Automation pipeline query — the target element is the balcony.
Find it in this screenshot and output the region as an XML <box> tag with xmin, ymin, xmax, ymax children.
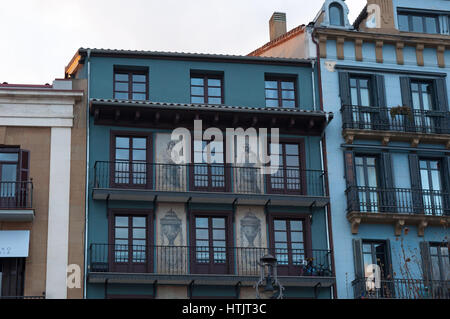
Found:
<box><xmin>88</xmin><ymin>244</ymin><xmax>334</xmax><ymax>288</ymax></box>
<box><xmin>92</xmin><ymin>161</ymin><xmax>329</xmax><ymax>207</ymax></box>
<box><xmin>341</xmin><ymin>105</ymin><xmax>450</xmax><ymax>147</ymax></box>
<box><xmin>0</xmin><ymin>181</ymin><xmax>34</xmax><ymax>221</ymax></box>
<box><xmin>346</xmin><ymin>186</ymin><xmax>450</xmax><ymax>236</ymax></box>
<box><xmin>353</xmin><ymin>278</ymin><xmax>450</xmax><ymax>299</ymax></box>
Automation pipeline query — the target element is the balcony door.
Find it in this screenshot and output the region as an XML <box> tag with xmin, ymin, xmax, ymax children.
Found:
<box><xmin>191</xmin><ymin>215</ymin><xmax>230</xmax><ymax>275</ymax></box>
<box><xmin>0</xmin><ymin>152</ymin><xmax>18</xmax><ymax>208</ymax></box>
<box><xmin>411</xmin><ymin>81</ymin><xmax>437</xmax><ymax>133</ymax></box>
<box><xmin>192</xmin><ymin>139</ymin><xmax>226</xmax><ymax>192</ymax></box>
<box><xmin>355</xmin><ymin>156</ymin><xmax>379</xmax><ymax>212</ymax></box>
<box><xmin>350</xmin><ymin>77</ymin><xmax>376</xmax><ymax>129</ymax></box>
<box><xmin>268</xmin><ymin>142</ymin><xmax>304</xmax><ymax>195</ymax></box>
<box><xmin>110</xmin><ymin>214</ymin><xmax>151</xmax><ymax>273</ymax></box>
<box><xmin>112</xmin><ymin>135</ymin><xmax>150</xmax><ymax>188</ymax></box>
<box><xmin>419</xmin><ymin>159</ymin><xmax>444</xmax><ymax>216</ymax></box>
<box><xmin>272</xmin><ymin>218</ymin><xmax>305</xmax><ymax>276</ymax></box>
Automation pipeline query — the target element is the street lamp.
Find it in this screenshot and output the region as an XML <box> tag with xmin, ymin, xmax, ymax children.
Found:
<box><xmin>256</xmin><ymin>254</ymin><xmax>284</xmax><ymax>299</ymax></box>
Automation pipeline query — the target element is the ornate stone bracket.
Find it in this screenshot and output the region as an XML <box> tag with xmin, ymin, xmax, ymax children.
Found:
<box><xmin>411</xmin><ymin>138</ymin><xmax>420</xmax><ymax>148</ymax></box>
<box><xmin>350</xmin><ymin>217</ymin><xmax>361</xmax><ymax>235</ymax></box>
<box><xmin>336</xmin><ymin>37</ymin><xmax>345</xmax><ymax>60</ymax></box>
<box><xmin>375</xmin><ymin>41</ymin><xmax>384</xmax><ymax>63</ymax></box>
<box><xmin>382</xmin><ymin>136</ymin><xmax>390</xmax><ymax>146</ymax></box>
<box><xmin>416</xmin><ymin>44</ymin><xmax>424</xmax><ymax>66</ymax></box>
<box><xmin>418</xmin><ymin>220</ymin><xmax>428</xmax><ymax>237</ymax></box>
<box><xmin>396</xmin><ymin>42</ymin><xmax>404</xmax><ymax>65</ymax></box>
<box><xmin>394</xmin><ymin>219</ymin><xmax>405</xmax><ymax>236</ymax></box>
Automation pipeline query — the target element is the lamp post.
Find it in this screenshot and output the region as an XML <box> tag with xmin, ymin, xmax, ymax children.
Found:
<box><xmin>256</xmin><ymin>254</ymin><xmax>284</xmax><ymax>299</ymax></box>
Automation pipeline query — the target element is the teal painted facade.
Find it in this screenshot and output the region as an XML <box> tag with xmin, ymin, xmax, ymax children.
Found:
<box><xmin>70</xmin><ymin>50</ymin><xmax>334</xmax><ymax>299</ymax></box>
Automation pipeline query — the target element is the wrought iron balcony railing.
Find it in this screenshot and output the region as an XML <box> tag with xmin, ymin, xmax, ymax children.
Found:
<box><xmin>353</xmin><ymin>277</ymin><xmax>450</xmax><ymax>299</ymax></box>
<box><xmin>89</xmin><ymin>244</ymin><xmax>333</xmax><ymax>277</ymax></box>
<box><xmin>0</xmin><ymin>181</ymin><xmax>33</xmax><ymax>209</ymax></box>
<box><xmin>341</xmin><ymin>105</ymin><xmax>450</xmax><ymax>134</ymax></box>
<box><xmin>346</xmin><ymin>186</ymin><xmax>450</xmax><ymax>216</ymax></box>
<box><xmin>93</xmin><ymin>161</ymin><xmax>327</xmax><ymax>197</ymax></box>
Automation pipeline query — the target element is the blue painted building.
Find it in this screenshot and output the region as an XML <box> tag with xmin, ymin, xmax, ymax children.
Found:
<box><xmin>251</xmin><ymin>0</ymin><xmax>449</xmax><ymax>299</ymax></box>
<box><xmin>65</xmin><ymin>49</ymin><xmax>335</xmax><ymax>298</ymax></box>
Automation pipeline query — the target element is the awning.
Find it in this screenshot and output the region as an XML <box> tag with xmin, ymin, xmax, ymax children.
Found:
<box><xmin>0</xmin><ymin>230</ymin><xmax>30</xmax><ymax>257</ymax></box>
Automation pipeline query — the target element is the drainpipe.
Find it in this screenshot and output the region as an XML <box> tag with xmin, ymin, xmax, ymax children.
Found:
<box><xmin>83</xmin><ymin>49</ymin><xmax>91</xmax><ymax>299</ymax></box>
<box><xmin>311</xmin><ymin>31</ymin><xmax>337</xmax><ymax>299</ymax></box>
<box><xmin>311</xmin><ymin>60</ymin><xmax>317</xmax><ymax>111</ymax></box>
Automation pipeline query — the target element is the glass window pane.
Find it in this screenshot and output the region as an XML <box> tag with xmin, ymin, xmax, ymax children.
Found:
<box><xmin>285</xmin><ymin>144</ymin><xmax>299</xmax><ymax>155</ymax></box>
<box><xmin>115</xmin><ymin>216</ymin><xmax>128</xmax><ymax>227</ymax></box>
<box><xmin>412</xmin><ymin>16</ymin><xmax>424</xmax><ymax>33</ymax></box>
<box><xmin>282</xmin><ymin>100</ymin><xmax>295</xmax><ymax>108</ymax></box>
<box><xmin>212</xmin><ymin>218</ymin><xmax>225</xmax><ymax>228</ymax></box>
<box><xmin>191</xmin><ymin>78</ymin><xmax>204</xmax><ymax>86</ymax></box>
<box><xmin>286</xmin><ymin>155</ymin><xmax>299</xmax><ymax>167</ymax></box>
<box><xmin>132</xmin><ymin>74</ymin><xmax>146</xmax><ymax>82</ymax></box>
<box><xmin>398</xmin><ymin>14</ymin><xmax>409</xmax><ymax>31</ymax></box>
<box><xmin>291</xmin><ymin>232</ymin><xmax>303</xmax><ymax>242</ymax></box>
<box><xmin>196</xmin><ymin>229</ymin><xmax>209</xmax><ymax>240</ymax></box>
<box><xmin>425</xmin><ymin>16</ymin><xmax>437</xmax><ymax>34</ymax></box>
<box><xmin>196</xmin><ymin>240</ymin><xmax>209</xmax><ymax>247</ymax></box>
<box><xmin>330</xmin><ymin>4</ymin><xmax>343</xmax><ymax>26</ymax></box>
<box><xmin>132</xmin><ymin>149</ymin><xmax>146</xmax><ymax>161</ymax></box>
<box><xmin>115</xmin><ymin>73</ymin><xmax>128</xmax><ymax>81</ymax></box>
<box><xmin>213</xmin><ymin>229</ymin><xmax>225</xmax><ymax>240</ymax></box>
<box><xmin>274</xmin><ymin>220</ymin><xmax>286</xmax><ymax>231</ymax></box>
<box><xmin>115</xmin><ymin>92</ymin><xmax>128</xmax><ymax>100</ymax></box>
<box><xmin>208</xmin><ymin>79</ymin><xmax>221</xmax><ymax>87</ymax></box>
<box><xmin>196</xmin><ymin>217</ymin><xmax>208</xmax><ymax>228</ymax></box>
<box><xmin>265</xmin><ymin>89</ymin><xmax>278</xmax><ymax>99</ymax></box>
<box><xmin>290</xmin><ymin>220</ymin><xmax>303</xmax><ymax>231</ymax></box>
<box><xmin>191</xmin><ymin>86</ymin><xmax>204</xmax><ymax>96</ymax></box>
<box><xmin>115</xmin><ymin>228</ymin><xmax>128</xmax><ymax>239</ymax></box>
<box><xmin>208</xmin><ymin>97</ymin><xmax>222</xmax><ymax>104</ymax></box>
<box><xmin>265</xmin><ymin>81</ymin><xmax>277</xmax><ymax>89</ymax></box>
<box><xmin>282</xmin><ymin>90</ymin><xmax>295</xmax><ymax>99</ymax></box>
<box><xmin>274</xmin><ymin>231</ymin><xmax>287</xmax><ymax>242</ymax></box>
<box><xmin>351</xmin><ymin>88</ymin><xmax>358</xmax><ymax>105</ymax></box>
<box><xmin>115</xmin><ymin>82</ymin><xmax>128</xmax><ymax>91</ymax></box>
<box><xmin>116</xmin><ymin>137</ymin><xmax>130</xmax><ymax>148</ymax></box>
<box><xmin>208</xmin><ymin>87</ymin><xmax>221</xmax><ymax>97</ymax></box>
<box><xmin>0</xmin><ymin>164</ymin><xmax>16</xmax><ymax>182</ymax></box>
<box><xmin>0</xmin><ymin>153</ymin><xmax>18</xmax><ymax>161</ymax></box>
<box><xmin>192</xmin><ymin>96</ymin><xmax>205</xmax><ymax>104</ymax></box>
<box><xmin>132</xmin><ymin>93</ymin><xmax>146</xmax><ymax>101</ymax></box>
<box><xmin>360</xmin><ymin>88</ymin><xmax>370</xmax><ymax>106</ymax></box>
<box><xmin>132</xmin><ymin>83</ymin><xmax>146</xmax><ymax>93</ymax></box>
<box><xmin>281</xmin><ymin>81</ymin><xmax>294</xmax><ymax>90</ymax></box>
<box><xmin>133</xmin><ymin>138</ymin><xmax>146</xmax><ymax>149</ymax></box>
<box><xmin>266</xmin><ymin>99</ymin><xmax>279</xmax><ymax>107</ymax></box>
<box><xmin>133</xmin><ymin>228</ymin><xmax>146</xmax><ymax>239</ymax></box>
<box><xmin>133</xmin><ymin>217</ymin><xmax>146</xmax><ymax>227</ymax></box>
<box><xmin>116</xmin><ymin>149</ymin><xmax>129</xmax><ymax>161</ymax></box>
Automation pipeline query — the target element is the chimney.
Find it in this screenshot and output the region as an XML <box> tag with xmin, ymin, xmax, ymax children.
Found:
<box><xmin>269</xmin><ymin>12</ymin><xmax>287</xmax><ymax>41</ymax></box>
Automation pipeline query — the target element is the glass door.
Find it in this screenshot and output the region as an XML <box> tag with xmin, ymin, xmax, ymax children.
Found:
<box><xmin>350</xmin><ymin>77</ymin><xmax>374</xmax><ymax>129</ymax></box>
<box><xmin>355</xmin><ymin>156</ymin><xmax>379</xmax><ymax>212</ymax></box>
<box><xmin>113</xmin><ymin>136</ymin><xmax>148</xmax><ymax>188</ymax></box>
<box><xmin>420</xmin><ymin>159</ymin><xmax>443</xmax><ymax>216</ymax></box>
<box><xmin>192</xmin><ymin>139</ymin><xmax>226</xmax><ymax>192</ymax></box>
<box><xmin>269</xmin><ymin>143</ymin><xmax>303</xmax><ymax>194</ymax></box>
<box><xmin>0</xmin><ymin>152</ymin><xmax>18</xmax><ymax>208</ymax></box>
<box><xmin>411</xmin><ymin>81</ymin><xmax>436</xmax><ymax>133</ymax></box>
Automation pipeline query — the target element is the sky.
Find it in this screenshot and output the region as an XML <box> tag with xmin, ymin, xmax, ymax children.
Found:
<box><xmin>0</xmin><ymin>0</ymin><xmax>366</xmax><ymax>84</ymax></box>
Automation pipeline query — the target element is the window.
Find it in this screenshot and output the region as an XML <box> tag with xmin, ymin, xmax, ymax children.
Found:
<box><xmin>192</xmin><ymin>215</ymin><xmax>230</xmax><ymax>274</ymax></box>
<box><xmin>411</xmin><ymin>80</ymin><xmax>436</xmax><ymax>112</ymax></box>
<box><xmin>329</xmin><ymin>3</ymin><xmax>344</xmax><ymax>26</ymax></box>
<box><xmin>419</xmin><ymin>159</ymin><xmax>444</xmax><ymax>216</ymax></box>
<box><xmin>265</xmin><ymin>77</ymin><xmax>296</xmax><ymax>108</ymax></box>
<box><xmin>0</xmin><ymin>258</ymin><xmax>25</xmax><ymax>297</ymax></box>
<box><xmin>0</xmin><ymin>148</ymin><xmax>29</xmax><ymax>208</ymax></box>
<box><xmin>273</xmin><ymin>219</ymin><xmax>305</xmax><ymax>271</ymax></box>
<box><xmin>355</xmin><ymin>156</ymin><xmax>379</xmax><ymax>212</ymax></box>
<box><xmin>362</xmin><ymin>241</ymin><xmax>390</xmax><ymax>279</ymax></box>
<box><xmin>113</xmin><ymin>135</ymin><xmax>149</xmax><ymax>187</ymax></box>
<box><xmin>398</xmin><ymin>12</ymin><xmax>440</xmax><ymax>34</ymax></box>
<box><xmin>192</xmin><ymin>139</ymin><xmax>226</xmax><ymax>191</ymax></box>
<box><xmin>429</xmin><ymin>243</ymin><xmax>449</xmax><ymax>281</ymax></box>
<box><xmin>350</xmin><ymin>77</ymin><xmax>371</xmax><ymax>107</ymax></box>
<box><xmin>269</xmin><ymin>142</ymin><xmax>304</xmax><ymax>194</ymax></box>
<box><xmin>190</xmin><ymin>74</ymin><xmax>223</xmax><ymax>104</ymax></box>
<box><xmin>114</xmin><ymin>70</ymin><xmax>148</xmax><ymax>100</ymax></box>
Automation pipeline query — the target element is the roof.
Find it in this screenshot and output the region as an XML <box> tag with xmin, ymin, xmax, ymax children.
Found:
<box><xmin>66</xmin><ymin>47</ymin><xmax>314</xmax><ymax>77</ymax></box>
<box><xmin>248</xmin><ymin>25</ymin><xmax>307</xmax><ymax>57</ymax></box>
<box><xmin>90</xmin><ymin>98</ymin><xmax>332</xmax><ymax>117</ymax></box>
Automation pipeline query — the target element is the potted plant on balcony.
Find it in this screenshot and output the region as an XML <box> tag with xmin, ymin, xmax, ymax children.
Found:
<box><xmin>389</xmin><ymin>105</ymin><xmax>413</xmax><ymax>121</ymax></box>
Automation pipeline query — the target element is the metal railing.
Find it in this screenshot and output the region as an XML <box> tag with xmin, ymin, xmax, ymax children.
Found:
<box><xmin>93</xmin><ymin>161</ymin><xmax>327</xmax><ymax>197</ymax></box>
<box><xmin>341</xmin><ymin>105</ymin><xmax>450</xmax><ymax>134</ymax></box>
<box><xmin>346</xmin><ymin>186</ymin><xmax>450</xmax><ymax>216</ymax></box>
<box><xmin>353</xmin><ymin>278</ymin><xmax>450</xmax><ymax>299</ymax></box>
<box><xmin>0</xmin><ymin>181</ymin><xmax>33</xmax><ymax>209</ymax></box>
<box><xmin>89</xmin><ymin>244</ymin><xmax>333</xmax><ymax>277</ymax></box>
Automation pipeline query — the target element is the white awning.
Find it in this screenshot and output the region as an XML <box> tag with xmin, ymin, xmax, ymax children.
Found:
<box><xmin>0</xmin><ymin>230</ymin><xmax>30</xmax><ymax>257</ymax></box>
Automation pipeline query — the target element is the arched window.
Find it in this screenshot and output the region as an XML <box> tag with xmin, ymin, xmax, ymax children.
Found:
<box><xmin>329</xmin><ymin>3</ymin><xmax>344</xmax><ymax>26</ymax></box>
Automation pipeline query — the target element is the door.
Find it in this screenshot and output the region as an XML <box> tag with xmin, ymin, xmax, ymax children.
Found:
<box><xmin>350</xmin><ymin>77</ymin><xmax>376</xmax><ymax>129</ymax></box>
<box><xmin>0</xmin><ymin>152</ymin><xmax>19</xmax><ymax>208</ymax></box>
<box><xmin>272</xmin><ymin>219</ymin><xmax>305</xmax><ymax>276</ymax></box>
<box><xmin>112</xmin><ymin>136</ymin><xmax>149</xmax><ymax>188</ymax></box>
<box><xmin>191</xmin><ymin>216</ymin><xmax>230</xmax><ymax>274</ymax></box>
<box><xmin>419</xmin><ymin>159</ymin><xmax>444</xmax><ymax>216</ymax></box>
<box><xmin>269</xmin><ymin>143</ymin><xmax>304</xmax><ymax>194</ymax></box>
<box><xmin>192</xmin><ymin>139</ymin><xmax>226</xmax><ymax>192</ymax></box>
<box><xmin>411</xmin><ymin>81</ymin><xmax>437</xmax><ymax>133</ymax></box>
<box><xmin>355</xmin><ymin>156</ymin><xmax>379</xmax><ymax>212</ymax></box>
<box><xmin>429</xmin><ymin>243</ymin><xmax>450</xmax><ymax>298</ymax></box>
<box><xmin>362</xmin><ymin>241</ymin><xmax>393</xmax><ymax>298</ymax></box>
<box><xmin>111</xmin><ymin>215</ymin><xmax>150</xmax><ymax>273</ymax></box>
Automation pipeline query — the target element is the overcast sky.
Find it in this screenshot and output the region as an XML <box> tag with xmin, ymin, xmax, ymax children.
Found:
<box><xmin>0</xmin><ymin>0</ymin><xmax>366</xmax><ymax>84</ymax></box>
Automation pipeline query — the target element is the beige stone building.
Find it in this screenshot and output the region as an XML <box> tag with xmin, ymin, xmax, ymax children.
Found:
<box><xmin>0</xmin><ymin>79</ymin><xmax>86</xmax><ymax>299</ymax></box>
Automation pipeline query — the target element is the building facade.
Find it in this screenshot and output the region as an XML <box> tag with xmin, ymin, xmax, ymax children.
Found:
<box><xmin>65</xmin><ymin>48</ymin><xmax>335</xmax><ymax>299</ymax></box>
<box><xmin>0</xmin><ymin>80</ymin><xmax>86</xmax><ymax>299</ymax></box>
<box><xmin>250</xmin><ymin>0</ymin><xmax>450</xmax><ymax>299</ymax></box>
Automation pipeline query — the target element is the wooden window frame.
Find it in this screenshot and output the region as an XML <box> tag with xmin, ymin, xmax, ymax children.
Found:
<box><xmin>266</xmin><ymin>138</ymin><xmax>306</xmax><ymax>195</ymax></box>
<box><xmin>398</xmin><ymin>11</ymin><xmax>440</xmax><ymax>34</ymax></box>
<box><xmin>107</xmin><ymin>209</ymin><xmax>153</xmax><ymax>273</ymax></box>
<box><xmin>265</xmin><ymin>76</ymin><xmax>298</xmax><ymax>109</ymax></box>
<box><xmin>189</xmin><ymin>211</ymin><xmax>233</xmax><ymax>275</ymax></box>
<box><xmin>113</xmin><ymin>68</ymin><xmax>149</xmax><ymax>101</ymax></box>
<box><xmin>190</xmin><ymin>73</ymin><xmax>224</xmax><ymax>105</ymax></box>
<box><xmin>110</xmin><ymin>131</ymin><xmax>152</xmax><ymax>189</ymax></box>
